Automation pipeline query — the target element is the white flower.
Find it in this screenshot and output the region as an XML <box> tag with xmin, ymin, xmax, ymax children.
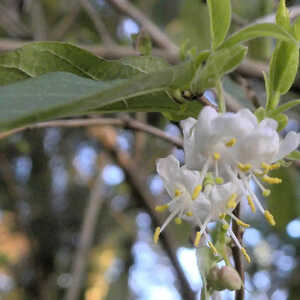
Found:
<box><xmin>181</xmin><ymin>106</ymin><xmax>300</xmax><ymax>226</ymax></box>
<box><xmin>154</xmin><ymin>155</ymin><xmax>250</xmax><ymax>259</ymax></box>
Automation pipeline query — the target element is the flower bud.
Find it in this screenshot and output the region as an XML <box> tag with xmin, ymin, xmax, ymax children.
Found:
<box><xmin>218</xmin><ymin>266</ymin><xmax>242</xmax><ymax>291</ymax></box>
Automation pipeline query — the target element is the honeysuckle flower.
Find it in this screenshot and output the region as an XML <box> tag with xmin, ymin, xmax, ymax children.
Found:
<box><xmin>154</xmin><ymin>155</ymin><xmax>251</xmax><ymax>260</ymax></box>
<box><xmin>181</xmin><ymin>106</ymin><xmax>300</xmax><ymax>227</ymax></box>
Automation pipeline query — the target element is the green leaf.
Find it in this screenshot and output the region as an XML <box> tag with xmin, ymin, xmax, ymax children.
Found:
<box><xmin>0</xmin><ymin>42</ymin><xmax>172</xmax><ymax>87</ymax></box>
<box><xmin>267</xmin><ymin>167</ymin><xmax>300</xmax><ymax>231</ymax></box>
<box><xmin>0</xmin><ymin>42</ymin><xmax>144</xmax><ymax>85</ymax></box>
<box><xmin>0</xmin><ymin>59</ymin><xmax>198</xmax><ymax>131</ymax></box>
<box><xmin>272</xmin><ymin>113</ymin><xmax>288</xmax><ymax>131</ymax></box>
<box><xmin>269</xmin><ymin>41</ymin><xmax>299</xmax><ymax>96</ymax></box>
<box><xmin>254</xmin><ymin>107</ymin><xmax>266</xmax><ymax>121</ymax></box>
<box><xmin>268</xmin><ymin>99</ymin><xmax>300</xmax><ymax>116</ymax></box>
<box><xmin>292</xmin><ymin>17</ymin><xmax>300</xmax><ymax>40</ymax></box>
<box><xmin>221</xmin><ymin>23</ymin><xmax>296</xmax><ymax>49</ymax></box>
<box><xmin>276</xmin><ymin>0</ymin><xmax>290</xmax><ymax>31</ymax></box>
<box><xmin>286</xmin><ymin>150</ymin><xmax>300</xmax><ymax>160</ymax></box>
<box><xmin>191</xmin><ymin>45</ymin><xmax>247</xmax><ymax>93</ymax></box>
<box><xmin>207</xmin><ymin>0</ymin><xmax>231</xmax><ymax>49</ymax></box>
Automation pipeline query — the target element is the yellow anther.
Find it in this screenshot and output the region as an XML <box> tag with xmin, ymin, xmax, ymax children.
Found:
<box><xmin>215</xmin><ymin>177</ymin><xmax>224</xmax><ymax>184</ymax></box>
<box><xmin>264</xmin><ymin>210</ymin><xmax>276</xmax><ymax>226</ymax></box>
<box><xmin>225</xmin><ymin>138</ymin><xmax>236</xmax><ymax>147</ymax></box>
<box><xmin>219</xmin><ymin>213</ymin><xmax>226</xmax><ymax>219</ymax></box>
<box><xmin>261</xmin><ymin>162</ymin><xmax>271</xmax><ymax>172</ymax></box>
<box><xmin>175</xmin><ymin>189</ymin><xmax>182</xmax><ymax>197</ymax></box>
<box><xmin>222</xmin><ymin>223</ymin><xmax>229</xmax><ymax>230</ymax></box>
<box><xmin>227</xmin><ymin>193</ymin><xmax>237</xmax><ymax>209</ymax></box>
<box><xmin>237</xmin><ymin>163</ymin><xmax>252</xmax><ymax>172</ymax></box>
<box><xmin>208</xmin><ymin>241</ymin><xmax>218</xmax><ymax>256</ymax></box>
<box><xmin>192</xmin><ymin>184</ymin><xmax>202</xmax><ymax>200</ymax></box>
<box><xmin>236</xmin><ymin>219</ymin><xmax>250</xmax><ymax>228</ymax></box>
<box><xmin>153</xmin><ymin>227</ymin><xmax>161</xmax><ymax>244</ymax></box>
<box><xmin>270</xmin><ymin>162</ymin><xmax>281</xmax><ymax>170</ymax></box>
<box><xmin>194</xmin><ymin>231</ymin><xmax>202</xmax><ymax>247</ymax></box>
<box><xmin>175</xmin><ymin>217</ymin><xmax>182</xmax><ymax>225</ymax></box>
<box><xmin>241</xmin><ymin>247</ymin><xmax>251</xmax><ymax>263</ymax></box>
<box><xmin>262</xmin><ymin>175</ymin><xmax>282</xmax><ymax>184</ymax></box>
<box><xmin>263</xmin><ymin>189</ymin><xmax>271</xmax><ymax>197</ymax></box>
<box><xmin>213</xmin><ymin>152</ymin><xmax>221</xmax><ymax>160</ymax></box>
<box><xmin>155</xmin><ymin>204</ymin><xmax>168</xmax><ymax>213</ymax></box>
<box><xmin>186</xmin><ymin>211</ymin><xmax>193</xmax><ymax>217</ymax></box>
<box><xmin>247</xmin><ymin>195</ymin><xmax>256</xmax><ymax>213</ymax></box>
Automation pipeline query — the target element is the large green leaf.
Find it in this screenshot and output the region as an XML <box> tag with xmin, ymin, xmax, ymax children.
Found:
<box><xmin>207</xmin><ymin>0</ymin><xmax>231</xmax><ymax>49</ymax></box>
<box><xmin>0</xmin><ymin>59</ymin><xmax>197</xmax><ymax>131</ymax></box>
<box><xmin>0</xmin><ymin>42</ymin><xmax>168</xmax><ymax>85</ymax></box>
<box><xmin>221</xmin><ymin>23</ymin><xmax>296</xmax><ymax>49</ymax></box>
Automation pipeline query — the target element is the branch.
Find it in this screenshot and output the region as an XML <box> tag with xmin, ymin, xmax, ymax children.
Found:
<box><xmin>95</xmin><ymin>127</ymin><xmax>195</xmax><ymax>300</ymax></box>
<box><xmin>106</xmin><ymin>0</ymin><xmax>179</xmax><ymax>55</ymax></box>
<box><xmin>65</xmin><ymin>160</ymin><xmax>106</xmax><ymax>300</ymax></box>
<box><xmin>0</xmin><ymin>116</ymin><xmax>183</xmax><ymax>148</ymax></box>
<box><xmin>80</xmin><ymin>0</ymin><xmax>115</xmax><ymax>45</ymax></box>
<box><xmin>232</xmin><ymin>204</ymin><xmax>245</xmax><ymax>300</ymax></box>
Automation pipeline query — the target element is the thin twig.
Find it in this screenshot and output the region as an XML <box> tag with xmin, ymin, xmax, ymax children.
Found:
<box><xmin>0</xmin><ymin>116</ymin><xmax>183</xmax><ymax>148</ymax></box>
<box><xmin>232</xmin><ymin>204</ymin><xmax>245</xmax><ymax>300</ymax></box>
<box><xmin>29</xmin><ymin>0</ymin><xmax>48</xmax><ymax>40</ymax></box>
<box><xmin>65</xmin><ymin>159</ymin><xmax>106</xmax><ymax>300</ymax></box>
<box><xmin>106</xmin><ymin>0</ymin><xmax>179</xmax><ymax>55</ymax></box>
<box><xmin>80</xmin><ymin>0</ymin><xmax>115</xmax><ymax>45</ymax></box>
<box><xmin>49</xmin><ymin>3</ymin><xmax>81</xmax><ymax>40</ymax></box>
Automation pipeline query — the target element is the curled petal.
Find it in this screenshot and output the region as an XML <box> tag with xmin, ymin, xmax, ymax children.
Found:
<box><xmin>272</xmin><ymin>131</ymin><xmax>300</xmax><ymax>162</ymax></box>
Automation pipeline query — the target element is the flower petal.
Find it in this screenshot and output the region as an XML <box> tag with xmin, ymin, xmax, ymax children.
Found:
<box><xmin>272</xmin><ymin>131</ymin><xmax>300</xmax><ymax>162</ymax></box>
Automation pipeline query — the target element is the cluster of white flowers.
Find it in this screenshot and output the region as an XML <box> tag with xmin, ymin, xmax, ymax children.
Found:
<box><xmin>154</xmin><ymin>106</ymin><xmax>300</xmax><ymax>262</ymax></box>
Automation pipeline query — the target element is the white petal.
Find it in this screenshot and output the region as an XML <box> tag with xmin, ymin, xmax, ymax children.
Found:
<box><xmin>156</xmin><ymin>155</ymin><xmax>180</xmax><ymax>195</ymax></box>
<box><xmin>272</xmin><ymin>131</ymin><xmax>300</xmax><ymax>162</ymax></box>
<box><xmin>180</xmin><ymin>117</ymin><xmax>197</xmax><ymax>137</ymax></box>
<box><xmin>259</xmin><ymin>118</ymin><xmax>278</xmax><ymax>131</ymax></box>
<box><xmin>237</xmin><ymin>109</ymin><xmax>258</xmax><ymax>127</ymax></box>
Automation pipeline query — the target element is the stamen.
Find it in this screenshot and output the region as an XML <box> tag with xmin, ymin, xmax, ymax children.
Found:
<box><xmin>215</xmin><ymin>177</ymin><xmax>224</xmax><ymax>184</ymax></box>
<box><xmin>264</xmin><ymin>210</ymin><xmax>276</xmax><ymax>226</ymax></box>
<box><xmin>213</xmin><ymin>152</ymin><xmax>221</xmax><ymax>160</ymax></box>
<box><xmin>261</xmin><ymin>162</ymin><xmax>271</xmax><ymax>173</ymax></box>
<box><xmin>241</xmin><ymin>247</ymin><xmax>251</xmax><ymax>263</ymax></box>
<box><xmin>252</xmin><ymin>173</ymin><xmax>271</xmax><ymax>198</ymax></box>
<box><xmin>247</xmin><ymin>195</ymin><xmax>256</xmax><ymax>213</ymax></box>
<box><xmin>262</xmin><ymin>175</ymin><xmax>282</xmax><ymax>184</ymax></box>
<box><xmin>194</xmin><ymin>231</ymin><xmax>202</xmax><ymax>247</ymax></box>
<box><xmin>175</xmin><ymin>217</ymin><xmax>182</xmax><ymax>225</ymax></box>
<box><xmin>227</xmin><ymin>193</ymin><xmax>238</xmax><ymax>209</ymax></box>
<box><xmin>229</xmin><ymin>213</ymin><xmax>250</xmax><ymax>228</ymax></box>
<box><xmin>225</xmin><ymin>138</ymin><xmax>236</xmax><ymax>147</ymax></box>
<box><xmin>219</xmin><ymin>213</ymin><xmax>226</xmax><ymax>219</ymax></box>
<box><xmin>153</xmin><ymin>227</ymin><xmax>160</xmax><ymax>244</ymax></box>
<box><xmin>263</xmin><ymin>189</ymin><xmax>271</xmax><ymax>197</ymax></box>
<box><xmin>175</xmin><ymin>189</ymin><xmax>182</xmax><ymax>197</ymax></box>
<box><xmin>222</xmin><ymin>223</ymin><xmax>229</xmax><ymax>230</ymax></box>
<box><xmin>155</xmin><ymin>204</ymin><xmax>168</xmax><ymax>212</ymax></box>
<box><xmin>208</xmin><ymin>241</ymin><xmax>218</xmax><ymax>256</ymax></box>
<box><xmin>185</xmin><ymin>211</ymin><xmax>193</xmax><ymax>217</ymax></box>
<box><xmin>270</xmin><ymin>162</ymin><xmax>280</xmax><ymax>170</ymax></box>
<box><xmin>238</xmin><ymin>163</ymin><xmax>252</xmax><ymax>172</ymax></box>
<box><xmin>236</xmin><ymin>219</ymin><xmax>250</xmax><ymax>228</ymax></box>
<box><xmin>192</xmin><ymin>184</ymin><xmax>202</xmax><ymax>200</ymax></box>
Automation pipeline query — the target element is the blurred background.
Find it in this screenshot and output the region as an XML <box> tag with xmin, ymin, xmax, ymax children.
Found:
<box><xmin>0</xmin><ymin>0</ymin><xmax>300</xmax><ymax>299</ymax></box>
